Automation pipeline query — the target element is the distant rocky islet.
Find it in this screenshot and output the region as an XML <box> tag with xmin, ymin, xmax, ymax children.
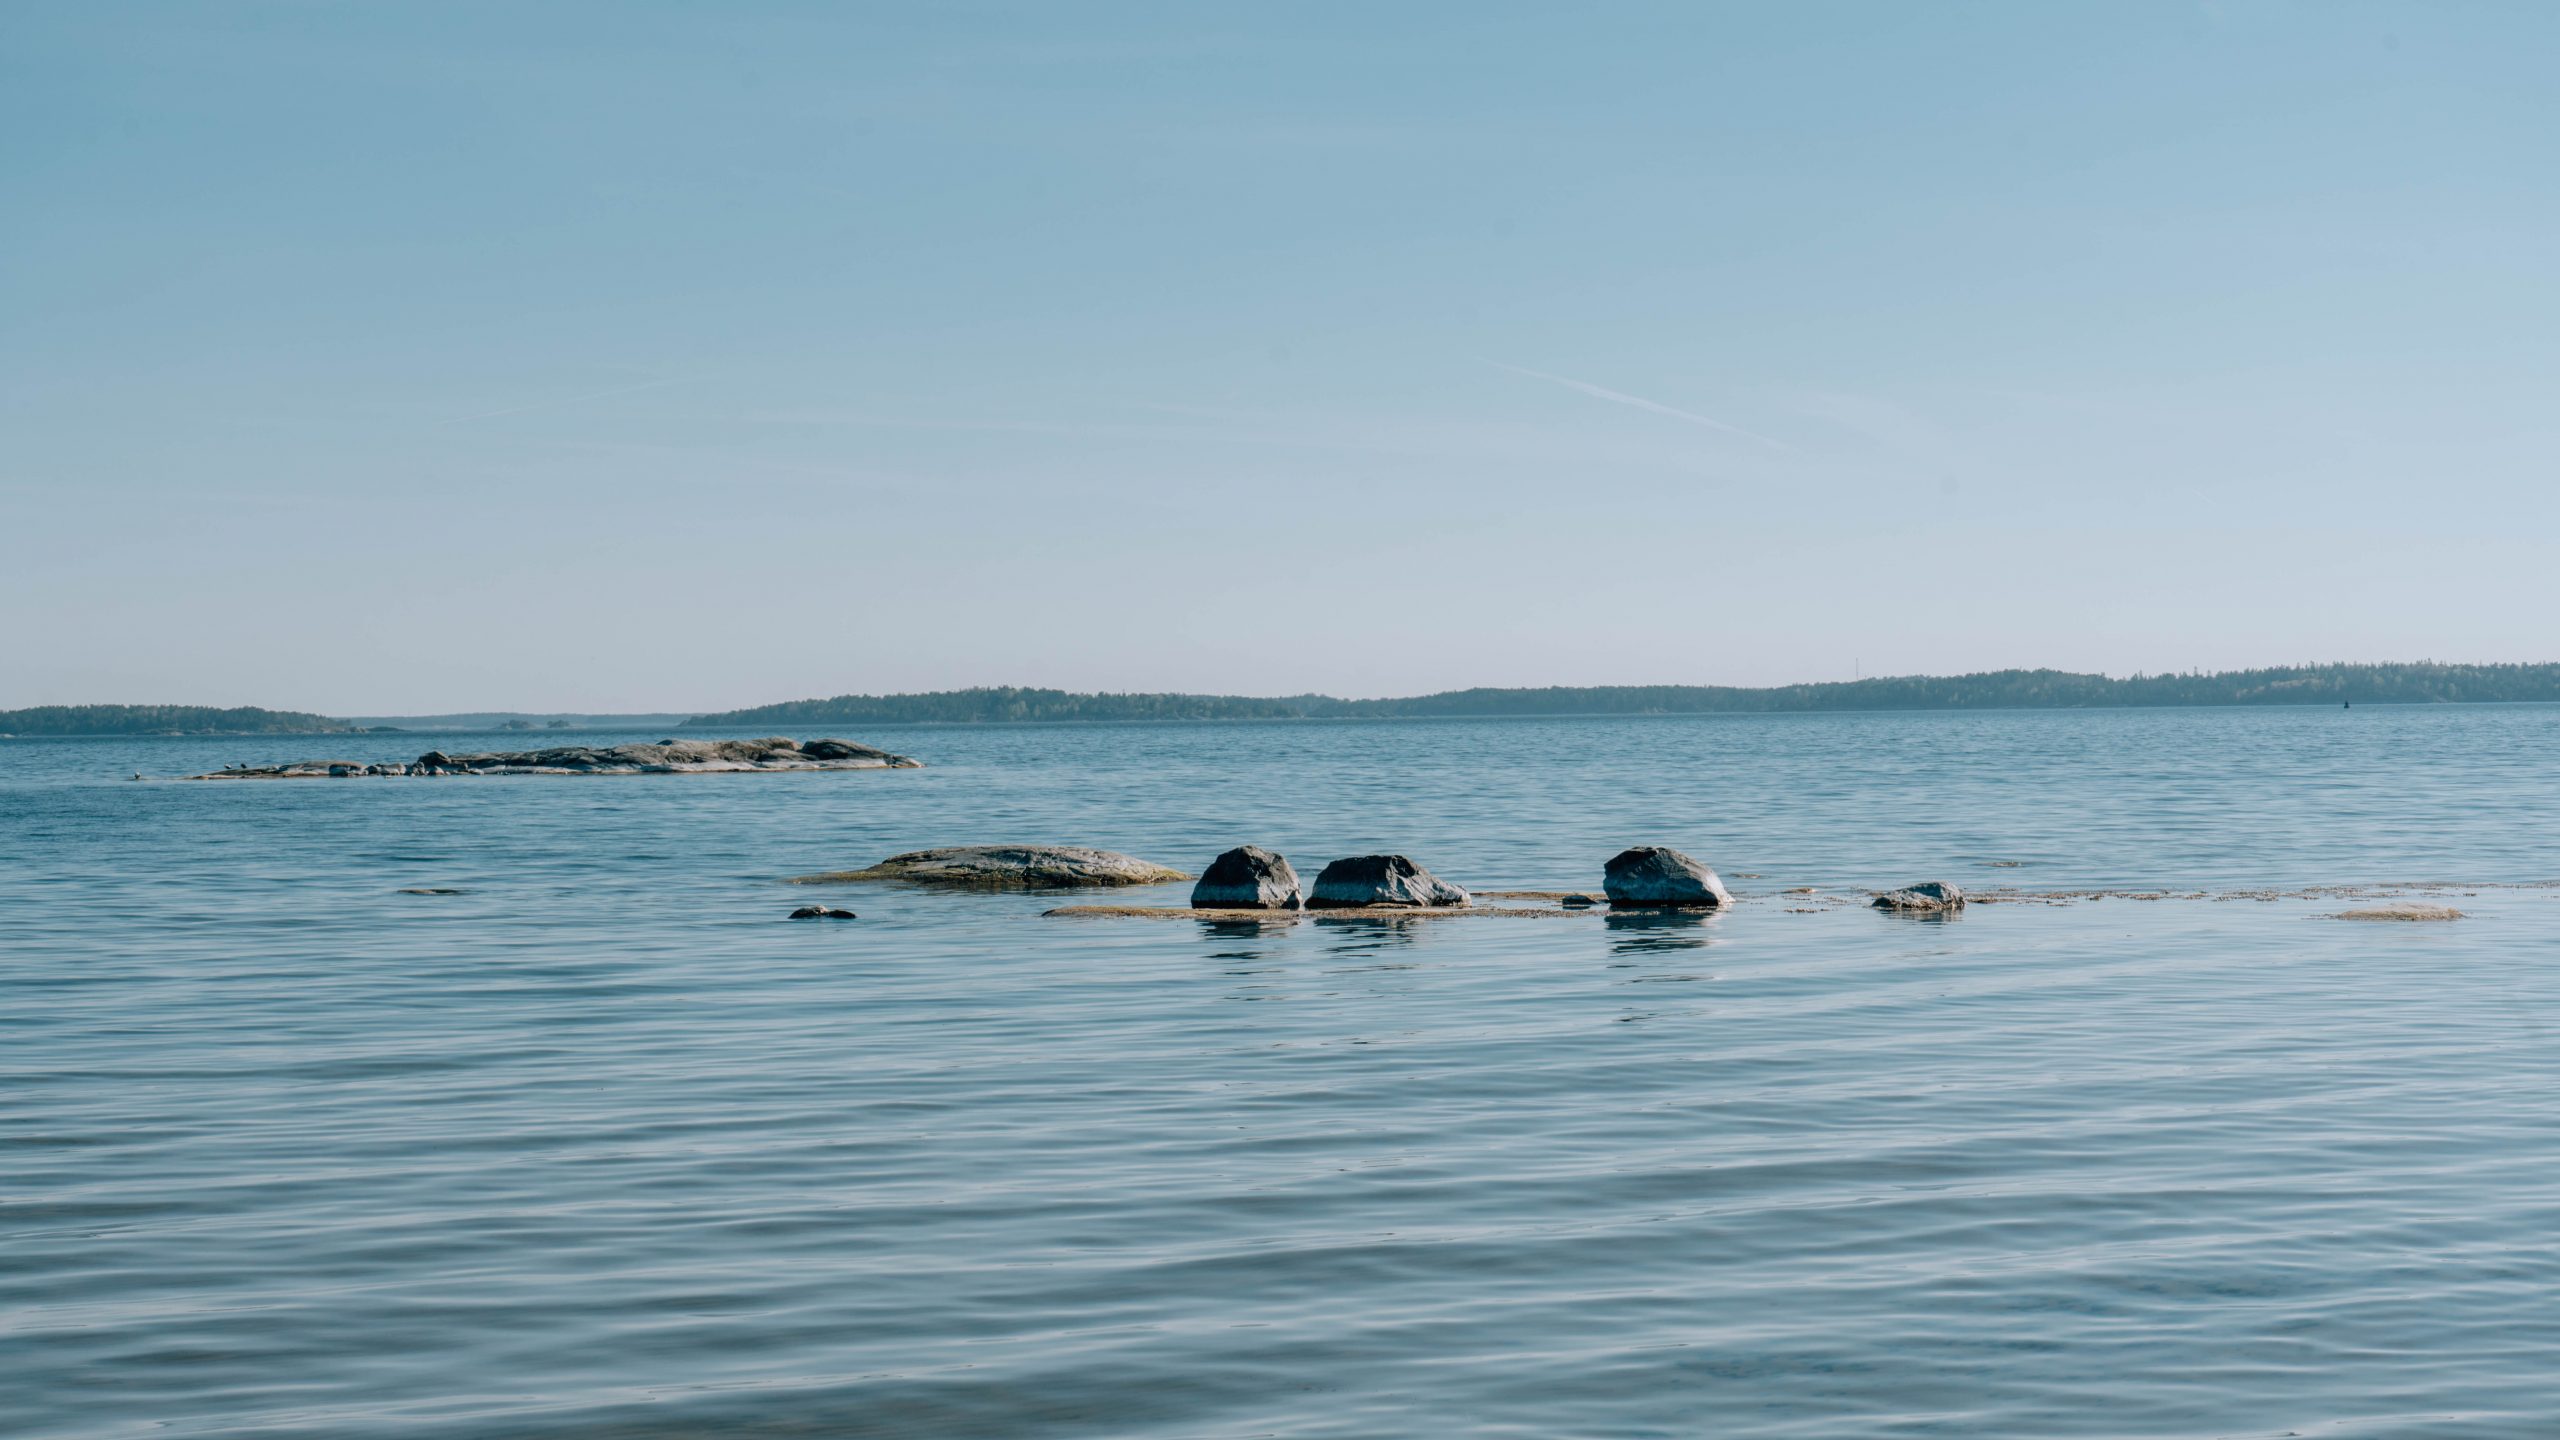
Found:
<box><xmin>191</xmin><ymin>737</ymin><xmax>918</xmax><ymax>779</ymax></box>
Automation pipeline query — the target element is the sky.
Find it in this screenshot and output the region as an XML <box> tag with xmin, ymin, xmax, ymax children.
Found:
<box><xmin>5</xmin><ymin>1</ymin><xmax>2557</xmax><ymax>713</ymax></box>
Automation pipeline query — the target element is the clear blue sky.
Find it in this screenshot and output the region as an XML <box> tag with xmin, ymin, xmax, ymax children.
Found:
<box><xmin>6</xmin><ymin>2</ymin><xmax>2555</xmax><ymax>712</ymax></box>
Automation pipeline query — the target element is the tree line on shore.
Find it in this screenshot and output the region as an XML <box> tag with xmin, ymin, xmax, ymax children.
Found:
<box><xmin>17</xmin><ymin>663</ymin><xmax>2560</xmax><ymax>736</ymax></box>
<box><xmin>0</xmin><ymin>704</ymin><xmax>354</xmax><ymax>737</ymax></box>
<box><xmin>683</xmin><ymin>663</ymin><xmax>2560</xmax><ymax>727</ymax></box>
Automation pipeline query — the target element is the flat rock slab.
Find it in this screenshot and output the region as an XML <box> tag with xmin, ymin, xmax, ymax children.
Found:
<box><xmin>796</xmin><ymin>845</ymin><xmax>1189</xmax><ymax>890</ymax></box>
<box><xmin>194</xmin><ymin>737</ymin><xmax>917</xmax><ymax>779</ymax></box>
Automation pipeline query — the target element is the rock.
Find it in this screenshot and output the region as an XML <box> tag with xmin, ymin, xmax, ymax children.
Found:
<box><xmin>800</xmin><ymin>845</ymin><xmax>1190</xmax><ymax>891</ymax></box>
<box><xmin>189</xmin><ymin>758</ymin><xmax>386</xmax><ymax>779</ymax></box>
<box><xmin>1191</xmin><ymin>846</ymin><xmax>1303</xmax><ymax>909</ymax></box>
<box><xmin>398</xmin><ymin>887</ymin><xmax>466</xmax><ymax>896</ymax></box>
<box><xmin>191</xmin><ymin>737</ymin><xmax>918</xmax><ymax>779</ymax></box>
<box><xmin>788</xmin><ymin>905</ymin><xmax>858</xmax><ymax>920</ymax></box>
<box><xmin>1559</xmin><ymin>893</ymin><xmax>1599</xmax><ymax>909</ymax></box>
<box><xmin>1601</xmin><ymin>847</ymin><xmax>1732</xmax><ymax>909</ymax></box>
<box><xmin>2337</xmin><ymin>902</ymin><xmax>2462</xmax><ymax>921</ymax></box>
<box><xmin>1873</xmin><ymin>881</ymin><xmax>1965</xmax><ymax>912</ymax></box>
<box><xmin>1306</xmin><ymin>855</ymin><xmax>1470</xmax><ymax>909</ymax></box>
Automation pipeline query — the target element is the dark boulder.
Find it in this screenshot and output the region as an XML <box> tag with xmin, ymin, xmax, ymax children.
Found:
<box><xmin>788</xmin><ymin>905</ymin><xmax>858</xmax><ymax>920</ymax></box>
<box><xmin>1191</xmin><ymin>846</ymin><xmax>1303</xmax><ymax>909</ymax></box>
<box><xmin>1306</xmin><ymin>855</ymin><xmax>1470</xmax><ymax>909</ymax></box>
<box><xmin>1602</xmin><ymin>847</ymin><xmax>1732</xmax><ymax>909</ymax></box>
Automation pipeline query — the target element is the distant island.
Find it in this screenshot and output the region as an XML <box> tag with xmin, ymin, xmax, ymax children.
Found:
<box><xmin>682</xmin><ymin>663</ymin><xmax>2560</xmax><ymax>727</ymax></box>
<box><xmin>20</xmin><ymin>663</ymin><xmax>2560</xmax><ymax>738</ymax></box>
<box><xmin>337</xmin><ymin>712</ymin><xmax>698</xmax><ymax>731</ymax></box>
<box><xmin>0</xmin><ymin>704</ymin><xmax>355</xmax><ymax>737</ymax></box>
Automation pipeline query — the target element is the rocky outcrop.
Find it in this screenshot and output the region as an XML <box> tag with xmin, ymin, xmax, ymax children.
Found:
<box><xmin>1873</xmin><ymin>881</ymin><xmax>1965</xmax><ymax>912</ymax></box>
<box><xmin>796</xmin><ymin>845</ymin><xmax>1189</xmax><ymax>891</ymax></box>
<box><xmin>191</xmin><ymin>737</ymin><xmax>918</xmax><ymax>779</ymax></box>
<box><xmin>1191</xmin><ymin>846</ymin><xmax>1303</xmax><ymax>909</ymax></box>
<box><xmin>788</xmin><ymin>905</ymin><xmax>858</xmax><ymax>920</ymax></box>
<box><xmin>1601</xmin><ymin>847</ymin><xmax>1732</xmax><ymax>909</ymax></box>
<box><xmin>1306</xmin><ymin>855</ymin><xmax>1470</xmax><ymax>909</ymax></box>
<box><xmin>186</xmin><ymin>759</ymin><xmax>397</xmax><ymax>778</ymax></box>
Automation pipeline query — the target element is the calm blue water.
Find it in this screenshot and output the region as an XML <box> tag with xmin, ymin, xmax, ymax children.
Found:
<box><xmin>6</xmin><ymin>708</ymin><xmax>2559</xmax><ymax>1438</ymax></box>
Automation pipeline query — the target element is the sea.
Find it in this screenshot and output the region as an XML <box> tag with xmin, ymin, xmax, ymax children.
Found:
<box><xmin>5</xmin><ymin>706</ymin><xmax>2557</xmax><ymax>1438</ymax></box>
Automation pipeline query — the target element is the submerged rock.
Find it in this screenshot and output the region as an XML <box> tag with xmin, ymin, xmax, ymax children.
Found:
<box><xmin>195</xmin><ymin>759</ymin><xmax>406</xmax><ymax>778</ymax></box>
<box><xmin>1191</xmin><ymin>846</ymin><xmax>1303</xmax><ymax>910</ymax></box>
<box><xmin>799</xmin><ymin>845</ymin><xmax>1189</xmax><ymax>891</ymax></box>
<box><xmin>2336</xmin><ymin>902</ymin><xmax>2462</xmax><ymax>921</ymax></box>
<box><xmin>1306</xmin><ymin>855</ymin><xmax>1470</xmax><ymax>909</ymax></box>
<box><xmin>788</xmin><ymin>905</ymin><xmax>858</xmax><ymax>920</ymax></box>
<box><xmin>1601</xmin><ymin>847</ymin><xmax>1732</xmax><ymax>909</ymax></box>
<box><xmin>192</xmin><ymin>736</ymin><xmax>917</xmax><ymax>779</ymax></box>
<box><xmin>1873</xmin><ymin>881</ymin><xmax>1966</xmax><ymax>912</ymax></box>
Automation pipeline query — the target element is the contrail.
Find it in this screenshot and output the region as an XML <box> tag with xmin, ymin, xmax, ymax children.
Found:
<box><xmin>1487</xmin><ymin>360</ymin><xmax>1789</xmax><ymax>450</ymax></box>
<box><xmin>451</xmin><ymin>377</ymin><xmax>694</xmax><ymax>423</ymax></box>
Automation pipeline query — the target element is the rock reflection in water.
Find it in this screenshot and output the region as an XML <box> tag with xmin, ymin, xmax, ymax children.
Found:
<box><xmin>1316</xmin><ymin>914</ymin><xmax>1423</xmax><ymax>956</ymax></box>
<box><xmin>1605</xmin><ymin>909</ymin><xmax>1716</xmax><ymax>954</ymax></box>
<box><xmin>1196</xmin><ymin>916</ymin><xmax>1292</xmax><ymax>962</ymax></box>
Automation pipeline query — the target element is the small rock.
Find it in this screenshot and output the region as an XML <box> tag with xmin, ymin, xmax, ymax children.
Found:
<box><xmin>1602</xmin><ymin>847</ymin><xmax>1732</xmax><ymax>909</ymax></box>
<box><xmin>399</xmin><ymin>887</ymin><xmax>466</xmax><ymax>896</ymax></box>
<box><xmin>1873</xmin><ymin>882</ymin><xmax>1965</xmax><ymax>912</ymax></box>
<box><xmin>2336</xmin><ymin>902</ymin><xmax>2462</xmax><ymax>922</ymax></box>
<box><xmin>789</xmin><ymin>905</ymin><xmax>858</xmax><ymax>920</ymax></box>
<box><xmin>1191</xmin><ymin>846</ymin><xmax>1303</xmax><ymax>909</ymax></box>
<box><xmin>1559</xmin><ymin>894</ymin><xmax>1598</xmax><ymax>909</ymax></box>
<box><xmin>1306</xmin><ymin>855</ymin><xmax>1470</xmax><ymax>909</ymax></box>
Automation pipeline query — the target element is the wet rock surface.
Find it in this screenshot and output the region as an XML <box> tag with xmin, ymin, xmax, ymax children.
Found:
<box><xmin>788</xmin><ymin>906</ymin><xmax>858</xmax><ymax>920</ymax></box>
<box><xmin>1601</xmin><ymin>847</ymin><xmax>1731</xmax><ymax>909</ymax></box>
<box><xmin>1191</xmin><ymin>846</ymin><xmax>1303</xmax><ymax>909</ymax></box>
<box><xmin>797</xmin><ymin>845</ymin><xmax>1189</xmax><ymax>891</ymax></box>
<box><xmin>1306</xmin><ymin>855</ymin><xmax>1470</xmax><ymax>909</ymax></box>
<box><xmin>193</xmin><ymin>737</ymin><xmax>918</xmax><ymax>779</ymax></box>
<box><xmin>1874</xmin><ymin>881</ymin><xmax>1966</xmax><ymax>912</ymax></box>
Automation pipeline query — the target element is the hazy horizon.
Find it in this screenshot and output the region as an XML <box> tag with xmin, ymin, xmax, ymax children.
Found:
<box><xmin>10</xmin><ymin>3</ymin><xmax>2559</xmax><ymax>712</ymax></box>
